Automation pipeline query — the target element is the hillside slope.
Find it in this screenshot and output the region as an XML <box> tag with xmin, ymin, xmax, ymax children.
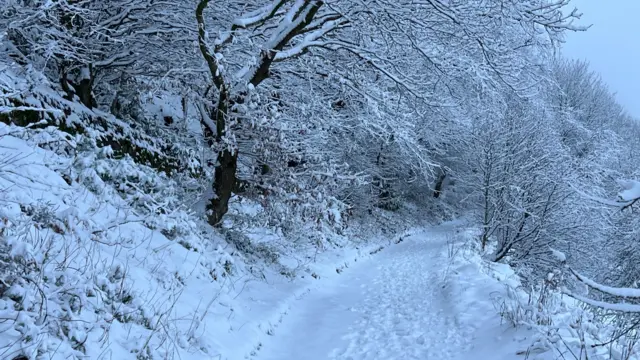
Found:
<box><xmin>0</xmin><ymin>119</ymin><xmax>415</xmax><ymax>360</ymax></box>
<box><xmin>2</xmin><ymin>68</ymin><xmax>633</xmax><ymax>360</ymax></box>
<box><xmin>1</xmin><ymin>120</ymin><xmax>633</xmax><ymax>360</ymax></box>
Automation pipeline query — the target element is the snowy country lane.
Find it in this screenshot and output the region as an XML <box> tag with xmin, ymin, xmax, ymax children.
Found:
<box><xmin>255</xmin><ymin>225</ymin><xmax>530</xmax><ymax>360</ymax></box>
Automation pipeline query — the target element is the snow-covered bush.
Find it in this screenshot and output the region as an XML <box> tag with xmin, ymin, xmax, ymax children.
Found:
<box><xmin>491</xmin><ymin>267</ymin><xmax>640</xmax><ymax>360</ymax></box>
<box><xmin>1</xmin><ymin>66</ymin><xmax>195</xmax><ymax>175</ymax></box>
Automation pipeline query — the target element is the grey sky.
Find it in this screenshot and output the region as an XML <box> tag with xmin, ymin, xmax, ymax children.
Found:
<box><xmin>561</xmin><ymin>0</ymin><xmax>640</xmax><ymax>118</ymax></box>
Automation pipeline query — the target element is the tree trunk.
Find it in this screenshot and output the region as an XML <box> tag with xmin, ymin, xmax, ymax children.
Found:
<box><xmin>433</xmin><ymin>171</ymin><xmax>446</xmax><ymax>198</ymax></box>
<box><xmin>195</xmin><ymin>0</ymin><xmax>323</xmax><ymax>227</ymax></box>
<box><xmin>60</xmin><ymin>66</ymin><xmax>96</xmax><ymax>109</ymax></box>
<box><xmin>481</xmin><ymin>184</ymin><xmax>491</xmax><ymax>251</ymax></box>
<box><xmin>72</xmin><ymin>77</ymin><xmax>95</xmax><ymax>109</ymax></box>
<box><xmin>206</xmin><ymin>88</ymin><xmax>238</xmax><ymax>226</ymax></box>
<box><xmin>207</xmin><ymin>148</ymin><xmax>238</xmax><ymax>226</ymax></box>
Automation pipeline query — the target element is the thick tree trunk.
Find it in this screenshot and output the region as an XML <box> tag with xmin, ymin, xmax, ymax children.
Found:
<box><xmin>60</xmin><ymin>66</ymin><xmax>96</xmax><ymax>109</ymax></box>
<box><xmin>195</xmin><ymin>0</ymin><xmax>323</xmax><ymax>227</ymax></box>
<box><xmin>433</xmin><ymin>171</ymin><xmax>446</xmax><ymax>198</ymax></box>
<box><xmin>72</xmin><ymin>78</ymin><xmax>95</xmax><ymax>109</ymax></box>
<box><xmin>206</xmin><ymin>88</ymin><xmax>238</xmax><ymax>226</ymax></box>
<box><xmin>207</xmin><ymin>148</ymin><xmax>238</xmax><ymax>226</ymax></box>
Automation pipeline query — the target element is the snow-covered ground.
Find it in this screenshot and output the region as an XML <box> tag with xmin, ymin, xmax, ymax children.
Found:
<box><xmin>0</xmin><ymin>104</ymin><xmax>631</xmax><ymax>359</ymax></box>
<box><xmin>253</xmin><ymin>223</ymin><xmax>539</xmax><ymax>360</ymax></box>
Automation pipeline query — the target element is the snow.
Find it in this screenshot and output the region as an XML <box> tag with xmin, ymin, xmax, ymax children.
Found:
<box><xmin>0</xmin><ymin>126</ymin><xmax>528</xmax><ymax>359</ymax></box>
<box><xmin>2</xmin><ymin>61</ymin><xmax>634</xmax><ymax>358</ymax></box>
<box><xmin>0</xmin><ymin>119</ymin><xmax>429</xmax><ymax>359</ymax></box>
<box><xmin>79</xmin><ymin>66</ymin><xmax>91</xmax><ymax>80</ymax></box>
<box><xmin>571</xmin><ymin>271</ymin><xmax>640</xmax><ymax>299</ymax></box>
<box><xmin>0</xmin><ymin>115</ymin><xmax>632</xmax><ymax>359</ymax></box>
<box><xmin>571</xmin><ymin>179</ymin><xmax>640</xmax><ymax>208</ymax></box>
<box><xmin>617</xmin><ymin>179</ymin><xmax>640</xmax><ymax>202</ymax></box>
<box><xmin>550</xmin><ymin>247</ymin><xmax>567</xmax><ymax>262</ymax></box>
<box><xmin>273</xmin><ymin>19</ymin><xmax>345</xmax><ymax>62</ymax></box>
<box><xmin>231</xmin><ymin>2</ymin><xmax>282</xmax><ymax>28</ymax></box>
<box><xmin>568</xmin><ymin>293</ymin><xmax>640</xmax><ymax>313</ymax></box>
<box><xmin>0</xmin><ymin>114</ymin><xmax>629</xmax><ymax>359</ymax></box>
<box><xmin>254</xmin><ymin>223</ymin><xmax>539</xmax><ymax>360</ymax></box>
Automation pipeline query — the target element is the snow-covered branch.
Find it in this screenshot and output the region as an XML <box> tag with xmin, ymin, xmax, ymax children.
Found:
<box><xmin>565</xmin><ymin>292</ymin><xmax>640</xmax><ymax>313</ymax></box>
<box><xmin>570</xmin><ymin>269</ymin><xmax>640</xmax><ymax>299</ymax></box>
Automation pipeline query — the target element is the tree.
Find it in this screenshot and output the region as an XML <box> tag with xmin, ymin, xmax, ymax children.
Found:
<box><xmin>462</xmin><ymin>93</ymin><xmax>570</xmax><ymax>273</ymax></box>
<box><xmin>3</xmin><ymin>0</ymin><xmax>196</xmax><ymax>108</ymax></box>
<box><xmin>194</xmin><ymin>0</ymin><xmax>584</xmax><ymax>225</ymax></box>
<box><xmin>194</xmin><ymin>0</ymin><xmax>351</xmax><ymax>225</ymax></box>
<box><xmin>568</xmin><ymin>180</ymin><xmax>640</xmax><ymax>312</ymax></box>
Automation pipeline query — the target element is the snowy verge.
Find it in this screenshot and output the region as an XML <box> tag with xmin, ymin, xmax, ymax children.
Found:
<box><xmin>456</xmin><ymin>231</ymin><xmax>640</xmax><ymax>360</ymax></box>
<box><xmin>434</xmin><ymin>226</ymin><xmax>543</xmax><ymax>359</ymax></box>
<box><xmin>0</xmin><ymin>122</ymin><xmax>235</xmax><ymax>360</ymax></box>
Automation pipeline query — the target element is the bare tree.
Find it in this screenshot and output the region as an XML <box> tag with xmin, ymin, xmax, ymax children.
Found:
<box><xmin>459</xmin><ymin>91</ymin><xmax>575</xmax><ymax>282</ymax></box>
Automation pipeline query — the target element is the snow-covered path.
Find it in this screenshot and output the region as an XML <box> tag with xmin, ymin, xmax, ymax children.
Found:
<box><xmin>255</xmin><ymin>225</ymin><xmax>529</xmax><ymax>360</ymax></box>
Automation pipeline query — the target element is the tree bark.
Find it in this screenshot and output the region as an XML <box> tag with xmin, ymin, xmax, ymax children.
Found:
<box><xmin>207</xmin><ymin>147</ymin><xmax>238</xmax><ymax>226</ymax></box>
<box><xmin>206</xmin><ymin>88</ymin><xmax>238</xmax><ymax>226</ymax></box>
<box><xmin>433</xmin><ymin>171</ymin><xmax>446</xmax><ymax>198</ymax></box>
<box><xmin>71</xmin><ymin>77</ymin><xmax>95</xmax><ymax>109</ymax></box>
<box><xmin>60</xmin><ymin>66</ymin><xmax>96</xmax><ymax>109</ymax></box>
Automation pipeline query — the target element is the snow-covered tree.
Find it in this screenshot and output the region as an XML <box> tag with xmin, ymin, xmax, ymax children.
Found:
<box><xmin>194</xmin><ymin>0</ymin><xmax>584</xmax><ymax>225</ymax></box>
<box><xmin>568</xmin><ymin>180</ymin><xmax>640</xmax><ymax>311</ymax></box>
<box><xmin>2</xmin><ymin>0</ymin><xmax>196</xmax><ymax>108</ymax></box>
<box><xmin>461</xmin><ymin>92</ymin><xmax>572</xmax><ymax>278</ymax></box>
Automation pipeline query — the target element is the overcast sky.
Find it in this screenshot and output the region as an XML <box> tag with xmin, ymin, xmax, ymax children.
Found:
<box><xmin>561</xmin><ymin>0</ymin><xmax>640</xmax><ymax>118</ymax></box>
